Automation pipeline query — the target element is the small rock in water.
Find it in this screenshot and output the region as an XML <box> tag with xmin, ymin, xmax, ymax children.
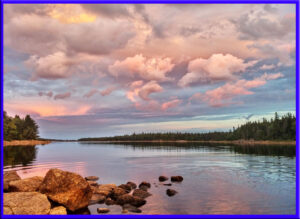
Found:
<box><xmin>138</xmin><ymin>181</ymin><xmax>151</xmax><ymax>189</ymax></box>
<box><xmin>159</xmin><ymin>176</ymin><xmax>169</xmax><ymax>182</ymax></box>
<box><xmin>89</xmin><ymin>194</ymin><xmax>106</xmax><ymax>205</ymax></box>
<box><xmin>118</xmin><ymin>184</ymin><xmax>131</xmax><ymax>193</ymax></box>
<box><xmin>126</xmin><ymin>181</ymin><xmax>137</xmax><ymax>189</ymax></box>
<box><xmin>163</xmin><ymin>183</ymin><xmax>172</xmax><ymax>186</ymax></box>
<box><xmin>111</xmin><ymin>187</ymin><xmax>127</xmax><ymax>199</ymax></box>
<box><xmin>122</xmin><ymin>209</ymin><xmax>129</xmax><ymax>214</ymax></box>
<box><xmin>105</xmin><ymin>197</ymin><xmax>115</xmax><ymax>205</ymax></box>
<box><xmin>123</xmin><ymin>204</ymin><xmax>142</xmax><ymax>213</ymax></box>
<box><xmin>87</xmin><ymin>181</ymin><xmax>98</xmax><ymax>187</ymax></box>
<box><xmin>132</xmin><ymin>189</ymin><xmax>152</xmax><ymax>199</ymax></box>
<box><xmin>139</xmin><ymin>185</ymin><xmax>149</xmax><ymax>191</ymax></box>
<box><xmin>97</xmin><ymin>208</ymin><xmax>110</xmax><ymax>213</ymax></box>
<box><xmin>170</xmin><ymin>176</ymin><xmax>183</xmax><ymax>182</ymax></box>
<box><xmin>132</xmin><ymin>196</ymin><xmax>146</xmax><ymax>207</ymax></box>
<box><xmin>85</xmin><ymin>176</ymin><xmax>99</xmax><ymax>181</ymax></box>
<box><xmin>166</xmin><ymin>189</ymin><xmax>177</xmax><ymax>196</ymax></box>
<box><xmin>116</xmin><ymin>194</ymin><xmax>134</xmax><ymax>205</ymax></box>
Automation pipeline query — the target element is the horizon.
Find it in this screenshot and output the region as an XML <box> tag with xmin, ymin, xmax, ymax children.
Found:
<box><xmin>4</xmin><ymin>4</ymin><xmax>296</xmax><ymax>139</ymax></box>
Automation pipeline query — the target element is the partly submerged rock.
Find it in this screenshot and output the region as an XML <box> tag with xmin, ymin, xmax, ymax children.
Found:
<box><xmin>118</xmin><ymin>184</ymin><xmax>131</xmax><ymax>193</ymax></box>
<box><xmin>122</xmin><ymin>204</ymin><xmax>142</xmax><ymax>213</ymax></box>
<box><xmin>138</xmin><ymin>181</ymin><xmax>151</xmax><ymax>189</ymax></box>
<box><xmin>3</xmin><ymin>171</ymin><xmax>21</xmax><ymax>192</ymax></box>
<box><xmin>39</xmin><ymin>168</ymin><xmax>92</xmax><ymax>211</ymax></box>
<box><xmin>87</xmin><ymin>181</ymin><xmax>98</xmax><ymax>187</ymax></box>
<box><xmin>159</xmin><ymin>176</ymin><xmax>169</xmax><ymax>182</ymax></box>
<box><xmin>3</xmin><ymin>192</ymin><xmax>51</xmax><ymax>215</ymax></box>
<box><xmin>89</xmin><ymin>194</ymin><xmax>106</xmax><ymax>205</ymax></box>
<box><xmin>170</xmin><ymin>176</ymin><xmax>183</xmax><ymax>182</ymax></box>
<box><xmin>49</xmin><ymin>206</ymin><xmax>67</xmax><ymax>215</ymax></box>
<box><xmin>166</xmin><ymin>189</ymin><xmax>177</xmax><ymax>196</ymax></box>
<box><xmin>85</xmin><ymin>176</ymin><xmax>99</xmax><ymax>181</ymax></box>
<box><xmin>111</xmin><ymin>187</ymin><xmax>127</xmax><ymax>199</ymax></box>
<box><xmin>139</xmin><ymin>185</ymin><xmax>149</xmax><ymax>191</ymax></box>
<box><xmin>163</xmin><ymin>183</ymin><xmax>172</xmax><ymax>186</ymax></box>
<box><xmin>97</xmin><ymin>208</ymin><xmax>110</xmax><ymax>213</ymax></box>
<box><xmin>131</xmin><ymin>196</ymin><xmax>146</xmax><ymax>207</ymax></box>
<box><xmin>116</xmin><ymin>194</ymin><xmax>135</xmax><ymax>205</ymax></box>
<box><xmin>126</xmin><ymin>181</ymin><xmax>137</xmax><ymax>189</ymax></box>
<box><xmin>105</xmin><ymin>197</ymin><xmax>115</xmax><ymax>205</ymax></box>
<box><xmin>9</xmin><ymin>176</ymin><xmax>43</xmax><ymax>192</ymax></box>
<box><xmin>94</xmin><ymin>184</ymin><xmax>117</xmax><ymax>197</ymax></box>
<box><xmin>132</xmin><ymin>189</ymin><xmax>151</xmax><ymax>199</ymax></box>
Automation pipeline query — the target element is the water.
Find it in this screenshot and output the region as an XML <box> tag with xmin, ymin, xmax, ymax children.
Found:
<box><xmin>3</xmin><ymin>142</ymin><xmax>296</xmax><ymax>215</ymax></box>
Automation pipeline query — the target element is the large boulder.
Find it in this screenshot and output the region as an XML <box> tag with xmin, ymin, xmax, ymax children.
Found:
<box><xmin>9</xmin><ymin>176</ymin><xmax>44</xmax><ymax>192</ymax></box>
<box><xmin>39</xmin><ymin>168</ymin><xmax>92</xmax><ymax>211</ymax></box>
<box><xmin>3</xmin><ymin>171</ymin><xmax>21</xmax><ymax>192</ymax></box>
<box><xmin>4</xmin><ymin>192</ymin><xmax>51</xmax><ymax>215</ymax></box>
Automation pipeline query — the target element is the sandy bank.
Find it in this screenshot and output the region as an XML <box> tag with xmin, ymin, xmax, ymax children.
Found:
<box><xmin>3</xmin><ymin>140</ymin><xmax>52</xmax><ymax>147</ymax></box>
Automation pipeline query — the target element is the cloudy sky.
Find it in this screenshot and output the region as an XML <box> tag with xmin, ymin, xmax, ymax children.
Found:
<box><xmin>3</xmin><ymin>4</ymin><xmax>296</xmax><ymax>139</ymax></box>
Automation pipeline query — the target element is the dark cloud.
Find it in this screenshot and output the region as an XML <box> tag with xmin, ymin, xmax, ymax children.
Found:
<box><xmin>80</xmin><ymin>4</ymin><xmax>131</xmax><ymax>19</ymax></box>
<box><xmin>38</xmin><ymin>91</ymin><xmax>53</xmax><ymax>98</ymax></box>
<box><xmin>54</xmin><ymin>92</ymin><xmax>71</xmax><ymax>100</ymax></box>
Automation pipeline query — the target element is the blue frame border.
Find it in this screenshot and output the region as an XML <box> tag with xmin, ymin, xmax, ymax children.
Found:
<box><xmin>0</xmin><ymin>0</ymin><xmax>299</xmax><ymax>218</ymax></box>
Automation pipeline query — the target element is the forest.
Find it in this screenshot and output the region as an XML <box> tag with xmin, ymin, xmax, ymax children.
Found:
<box><xmin>3</xmin><ymin>111</ymin><xmax>39</xmax><ymax>141</ymax></box>
<box><xmin>79</xmin><ymin>112</ymin><xmax>296</xmax><ymax>141</ymax></box>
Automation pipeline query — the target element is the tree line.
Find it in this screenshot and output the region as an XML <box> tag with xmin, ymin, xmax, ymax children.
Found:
<box><xmin>3</xmin><ymin>111</ymin><xmax>39</xmax><ymax>141</ymax></box>
<box><xmin>79</xmin><ymin>112</ymin><xmax>296</xmax><ymax>141</ymax></box>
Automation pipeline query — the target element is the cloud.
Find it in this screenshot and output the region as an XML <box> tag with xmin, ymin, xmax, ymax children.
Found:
<box><xmin>109</xmin><ymin>54</ymin><xmax>175</xmax><ymax>82</ymax></box>
<box><xmin>54</xmin><ymin>92</ymin><xmax>71</xmax><ymax>100</ymax></box>
<box><xmin>38</xmin><ymin>91</ymin><xmax>53</xmax><ymax>98</ymax></box>
<box><xmin>80</xmin><ymin>4</ymin><xmax>131</xmax><ymax>19</ymax></box>
<box><xmin>161</xmin><ymin>99</ymin><xmax>181</xmax><ymax>111</ymax></box>
<box><xmin>260</xmin><ymin>64</ymin><xmax>276</xmax><ymax>70</ymax></box>
<box><xmin>138</xmin><ymin>81</ymin><xmax>163</xmax><ymax>101</ymax></box>
<box><xmin>190</xmin><ymin>73</ymin><xmax>284</xmax><ymax>107</ymax></box>
<box><xmin>178</xmin><ymin>53</ymin><xmax>257</xmax><ymax>87</ymax></box>
<box><xmin>83</xmin><ymin>89</ymin><xmax>99</xmax><ymax>98</ymax></box>
<box><xmin>100</xmin><ymin>87</ymin><xmax>115</xmax><ymax>96</ymax></box>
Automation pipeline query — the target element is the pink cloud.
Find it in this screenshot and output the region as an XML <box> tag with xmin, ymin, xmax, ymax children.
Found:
<box><xmin>83</xmin><ymin>89</ymin><xmax>99</xmax><ymax>98</ymax></box>
<box><xmin>161</xmin><ymin>99</ymin><xmax>182</xmax><ymax>111</ymax></box>
<box><xmin>190</xmin><ymin>73</ymin><xmax>283</xmax><ymax>107</ymax></box>
<box><xmin>54</xmin><ymin>92</ymin><xmax>71</xmax><ymax>100</ymax></box>
<box><xmin>126</xmin><ymin>80</ymin><xmax>163</xmax><ymax>102</ymax></box>
<box><xmin>109</xmin><ymin>54</ymin><xmax>175</xmax><ymax>82</ymax></box>
<box><xmin>100</xmin><ymin>87</ymin><xmax>115</xmax><ymax>96</ymax></box>
<box><xmin>178</xmin><ymin>53</ymin><xmax>257</xmax><ymax>87</ymax></box>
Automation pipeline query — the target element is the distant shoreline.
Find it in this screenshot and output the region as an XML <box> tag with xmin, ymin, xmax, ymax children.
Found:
<box><xmin>3</xmin><ymin>140</ymin><xmax>52</xmax><ymax>147</ymax></box>
<box><xmin>81</xmin><ymin>140</ymin><xmax>296</xmax><ymax>146</ymax></box>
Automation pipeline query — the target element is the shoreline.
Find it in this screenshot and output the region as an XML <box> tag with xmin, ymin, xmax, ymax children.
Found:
<box><xmin>3</xmin><ymin>140</ymin><xmax>52</xmax><ymax>147</ymax></box>
<box><xmin>82</xmin><ymin>139</ymin><xmax>296</xmax><ymax>146</ymax></box>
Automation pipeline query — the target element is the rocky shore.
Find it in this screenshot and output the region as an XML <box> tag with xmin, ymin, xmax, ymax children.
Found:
<box><xmin>4</xmin><ymin>140</ymin><xmax>52</xmax><ymax>147</ymax></box>
<box><xmin>3</xmin><ymin>168</ymin><xmax>183</xmax><ymax>215</ymax></box>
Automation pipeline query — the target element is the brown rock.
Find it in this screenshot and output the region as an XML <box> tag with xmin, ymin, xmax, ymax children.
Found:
<box><xmin>132</xmin><ymin>196</ymin><xmax>146</xmax><ymax>207</ymax></box>
<box><xmin>3</xmin><ymin>192</ymin><xmax>51</xmax><ymax>215</ymax></box>
<box><xmin>9</xmin><ymin>176</ymin><xmax>43</xmax><ymax>192</ymax></box>
<box><xmin>49</xmin><ymin>206</ymin><xmax>67</xmax><ymax>215</ymax></box>
<box><xmin>132</xmin><ymin>189</ymin><xmax>151</xmax><ymax>199</ymax></box>
<box><xmin>122</xmin><ymin>204</ymin><xmax>142</xmax><ymax>213</ymax></box>
<box><xmin>85</xmin><ymin>176</ymin><xmax>99</xmax><ymax>181</ymax></box>
<box><xmin>111</xmin><ymin>187</ymin><xmax>127</xmax><ymax>199</ymax></box>
<box><xmin>126</xmin><ymin>181</ymin><xmax>137</xmax><ymax>189</ymax></box>
<box><xmin>170</xmin><ymin>176</ymin><xmax>183</xmax><ymax>182</ymax></box>
<box><xmin>166</xmin><ymin>189</ymin><xmax>177</xmax><ymax>196</ymax></box>
<box><xmin>87</xmin><ymin>181</ymin><xmax>98</xmax><ymax>187</ymax></box>
<box><xmin>3</xmin><ymin>171</ymin><xmax>21</xmax><ymax>192</ymax></box>
<box><xmin>105</xmin><ymin>197</ymin><xmax>115</xmax><ymax>205</ymax></box>
<box><xmin>139</xmin><ymin>185</ymin><xmax>149</xmax><ymax>191</ymax></box>
<box><xmin>94</xmin><ymin>184</ymin><xmax>117</xmax><ymax>197</ymax></box>
<box><xmin>118</xmin><ymin>184</ymin><xmax>131</xmax><ymax>193</ymax></box>
<box><xmin>138</xmin><ymin>181</ymin><xmax>151</xmax><ymax>189</ymax></box>
<box><xmin>39</xmin><ymin>168</ymin><xmax>92</xmax><ymax>211</ymax></box>
<box><xmin>116</xmin><ymin>194</ymin><xmax>134</xmax><ymax>205</ymax></box>
<box><xmin>89</xmin><ymin>194</ymin><xmax>106</xmax><ymax>205</ymax></box>
<box><xmin>163</xmin><ymin>183</ymin><xmax>172</xmax><ymax>186</ymax></box>
<box><xmin>97</xmin><ymin>208</ymin><xmax>110</xmax><ymax>213</ymax></box>
<box><xmin>159</xmin><ymin>176</ymin><xmax>169</xmax><ymax>182</ymax></box>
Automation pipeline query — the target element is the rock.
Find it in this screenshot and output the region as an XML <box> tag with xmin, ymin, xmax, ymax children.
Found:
<box><xmin>105</xmin><ymin>197</ymin><xmax>115</xmax><ymax>205</ymax></box>
<box><xmin>89</xmin><ymin>194</ymin><xmax>106</xmax><ymax>205</ymax></box>
<box><xmin>170</xmin><ymin>176</ymin><xmax>183</xmax><ymax>182</ymax></box>
<box><xmin>85</xmin><ymin>176</ymin><xmax>99</xmax><ymax>181</ymax></box>
<box><xmin>9</xmin><ymin>176</ymin><xmax>43</xmax><ymax>192</ymax></box>
<box><xmin>132</xmin><ymin>189</ymin><xmax>151</xmax><ymax>199</ymax></box>
<box><xmin>3</xmin><ymin>171</ymin><xmax>21</xmax><ymax>192</ymax></box>
<box><xmin>122</xmin><ymin>204</ymin><xmax>142</xmax><ymax>213</ymax></box>
<box><xmin>72</xmin><ymin>207</ymin><xmax>91</xmax><ymax>215</ymax></box>
<box><xmin>118</xmin><ymin>184</ymin><xmax>131</xmax><ymax>193</ymax></box>
<box><xmin>126</xmin><ymin>181</ymin><xmax>137</xmax><ymax>189</ymax></box>
<box><xmin>4</xmin><ymin>192</ymin><xmax>51</xmax><ymax>215</ymax></box>
<box><xmin>138</xmin><ymin>181</ymin><xmax>151</xmax><ymax>189</ymax></box>
<box><xmin>87</xmin><ymin>181</ymin><xmax>98</xmax><ymax>187</ymax></box>
<box><xmin>139</xmin><ymin>185</ymin><xmax>149</xmax><ymax>191</ymax></box>
<box><xmin>111</xmin><ymin>187</ymin><xmax>127</xmax><ymax>199</ymax></box>
<box><xmin>166</xmin><ymin>189</ymin><xmax>177</xmax><ymax>196</ymax></box>
<box><xmin>116</xmin><ymin>194</ymin><xmax>134</xmax><ymax>205</ymax></box>
<box><xmin>97</xmin><ymin>208</ymin><xmax>110</xmax><ymax>213</ymax></box>
<box><xmin>94</xmin><ymin>184</ymin><xmax>117</xmax><ymax>197</ymax></box>
<box><xmin>132</xmin><ymin>196</ymin><xmax>146</xmax><ymax>207</ymax></box>
<box><xmin>49</xmin><ymin>206</ymin><xmax>67</xmax><ymax>215</ymax></box>
<box><xmin>163</xmin><ymin>183</ymin><xmax>172</xmax><ymax>186</ymax></box>
<box><xmin>159</xmin><ymin>176</ymin><xmax>169</xmax><ymax>182</ymax></box>
<box><xmin>39</xmin><ymin>168</ymin><xmax>92</xmax><ymax>212</ymax></box>
<box><xmin>122</xmin><ymin>209</ymin><xmax>129</xmax><ymax>214</ymax></box>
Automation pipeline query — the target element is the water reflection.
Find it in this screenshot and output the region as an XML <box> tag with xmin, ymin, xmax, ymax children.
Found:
<box><xmin>4</xmin><ymin>145</ymin><xmax>38</xmax><ymax>167</ymax></box>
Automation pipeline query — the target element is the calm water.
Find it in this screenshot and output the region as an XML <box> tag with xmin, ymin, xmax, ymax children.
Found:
<box><xmin>3</xmin><ymin>142</ymin><xmax>296</xmax><ymax>215</ymax></box>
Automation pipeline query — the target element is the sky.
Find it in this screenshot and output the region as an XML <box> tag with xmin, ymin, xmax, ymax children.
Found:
<box><xmin>3</xmin><ymin>4</ymin><xmax>296</xmax><ymax>139</ymax></box>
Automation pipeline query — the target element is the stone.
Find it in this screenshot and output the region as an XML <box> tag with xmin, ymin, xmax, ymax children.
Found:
<box><xmin>132</xmin><ymin>196</ymin><xmax>146</xmax><ymax>207</ymax></box>
<box><xmin>85</xmin><ymin>176</ymin><xmax>99</xmax><ymax>181</ymax></box>
<box><xmin>170</xmin><ymin>176</ymin><xmax>183</xmax><ymax>182</ymax></box>
<box><xmin>3</xmin><ymin>171</ymin><xmax>21</xmax><ymax>192</ymax></box>
<box><xmin>9</xmin><ymin>176</ymin><xmax>43</xmax><ymax>192</ymax></box>
<box><xmin>49</xmin><ymin>206</ymin><xmax>67</xmax><ymax>215</ymax></box>
<box><xmin>105</xmin><ymin>197</ymin><xmax>115</xmax><ymax>205</ymax></box>
<box><xmin>3</xmin><ymin>192</ymin><xmax>51</xmax><ymax>215</ymax></box>
<box><xmin>139</xmin><ymin>185</ymin><xmax>149</xmax><ymax>191</ymax></box>
<box><xmin>118</xmin><ymin>184</ymin><xmax>131</xmax><ymax>193</ymax></box>
<box><xmin>132</xmin><ymin>189</ymin><xmax>151</xmax><ymax>199</ymax></box>
<box><xmin>116</xmin><ymin>194</ymin><xmax>134</xmax><ymax>205</ymax></box>
<box><xmin>122</xmin><ymin>204</ymin><xmax>142</xmax><ymax>213</ymax></box>
<box><xmin>138</xmin><ymin>181</ymin><xmax>151</xmax><ymax>189</ymax></box>
<box><xmin>97</xmin><ymin>208</ymin><xmax>110</xmax><ymax>213</ymax></box>
<box><xmin>166</xmin><ymin>189</ymin><xmax>177</xmax><ymax>196</ymax></box>
<box><xmin>159</xmin><ymin>176</ymin><xmax>169</xmax><ymax>182</ymax></box>
<box><xmin>163</xmin><ymin>183</ymin><xmax>172</xmax><ymax>186</ymax></box>
<box><xmin>122</xmin><ymin>209</ymin><xmax>129</xmax><ymax>214</ymax></box>
<box><xmin>94</xmin><ymin>184</ymin><xmax>117</xmax><ymax>197</ymax></box>
<box><xmin>87</xmin><ymin>181</ymin><xmax>98</xmax><ymax>187</ymax></box>
<box><xmin>89</xmin><ymin>194</ymin><xmax>106</xmax><ymax>205</ymax></box>
<box><xmin>111</xmin><ymin>187</ymin><xmax>127</xmax><ymax>199</ymax></box>
<box><xmin>39</xmin><ymin>168</ymin><xmax>92</xmax><ymax>211</ymax></box>
<box><xmin>126</xmin><ymin>181</ymin><xmax>137</xmax><ymax>189</ymax></box>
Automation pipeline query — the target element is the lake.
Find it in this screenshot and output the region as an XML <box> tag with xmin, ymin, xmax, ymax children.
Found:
<box><xmin>3</xmin><ymin>142</ymin><xmax>296</xmax><ymax>215</ymax></box>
